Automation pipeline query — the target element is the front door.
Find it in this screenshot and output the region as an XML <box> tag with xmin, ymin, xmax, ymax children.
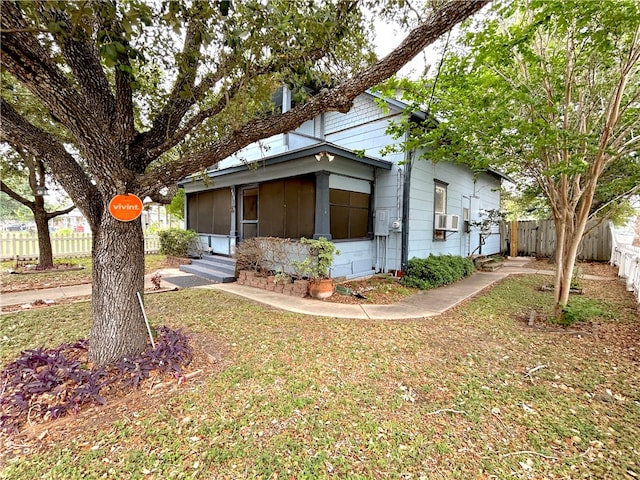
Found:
<box><xmin>240</xmin><ymin>186</ymin><xmax>258</xmax><ymax>240</ymax></box>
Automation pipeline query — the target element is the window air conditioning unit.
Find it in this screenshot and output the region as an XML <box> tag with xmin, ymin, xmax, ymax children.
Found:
<box><xmin>435</xmin><ymin>213</ymin><xmax>460</xmax><ymax>231</ymax></box>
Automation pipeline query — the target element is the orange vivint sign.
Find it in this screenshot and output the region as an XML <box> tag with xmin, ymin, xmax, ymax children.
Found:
<box><xmin>108</xmin><ymin>194</ymin><xmax>143</xmax><ymax>222</ymax></box>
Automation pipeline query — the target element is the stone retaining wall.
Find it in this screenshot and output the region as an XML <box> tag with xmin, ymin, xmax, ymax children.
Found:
<box><xmin>236</xmin><ymin>270</ymin><xmax>309</xmax><ymax>298</ymax></box>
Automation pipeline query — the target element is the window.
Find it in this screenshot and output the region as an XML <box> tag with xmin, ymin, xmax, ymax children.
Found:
<box><xmin>435</xmin><ymin>183</ymin><xmax>447</xmax><ymax>214</ymax></box>
<box><xmin>330</xmin><ymin>188</ymin><xmax>371</xmax><ymax>240</ymax></box>
<box><xmin>269</xmin><ymin>88</ymin><xmax>284</xmax><ymax>115</ymax></box>
<box><xmin>433</xmin><ymin>181</ymin><xmax>448</xmax><ymax>241</ymax></box>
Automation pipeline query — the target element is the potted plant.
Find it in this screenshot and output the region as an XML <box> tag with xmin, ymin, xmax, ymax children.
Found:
<box><xmin>294</xmin><ymin>237</ymin><xmax>340</xmax><ymax>299</ymax></box>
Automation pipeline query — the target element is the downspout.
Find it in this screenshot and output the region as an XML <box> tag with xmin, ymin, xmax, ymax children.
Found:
<box><xmin>401</xmin><ymin>149</ymin><xmax>414</xmax><ymax>271</ymax></box>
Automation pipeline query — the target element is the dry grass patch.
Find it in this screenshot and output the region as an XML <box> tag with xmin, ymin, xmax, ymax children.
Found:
<box><xmin>1</xmin><ymin>275</ymin><xmax>638</xmax><ymax>479</ymax></box>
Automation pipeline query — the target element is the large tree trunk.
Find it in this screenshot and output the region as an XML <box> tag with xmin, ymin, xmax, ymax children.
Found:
<box><xmin>88</xmin><ymin>213</ymin><xmax>148</xmax><ymax>365</ymax></box>
<box><xmin>33</xmin><ymin>195</ymin><xmax>54</xmax><ymax>268</ymax></box>
<box><xmin>34</xmin><ymin>211</ymin><xmax>53</xmax><ymax>268</ymax></box>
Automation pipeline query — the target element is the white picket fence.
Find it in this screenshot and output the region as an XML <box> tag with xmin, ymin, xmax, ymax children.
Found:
<box><xmin>610</xmin><ymin>226</ymin><xmax>640</xmax><ymax>303</ymax></box>
<box><xmin>0</xmin><ymin>233</ymin><xmax>161</xmax><ymax>260</ymax></box>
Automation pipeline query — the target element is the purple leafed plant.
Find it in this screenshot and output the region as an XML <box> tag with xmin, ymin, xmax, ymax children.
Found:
<box><xmin>151</xmin><ymin>272</ymin><xmax>162</xmax><ymax>290</ymax></box>
<box><xmin>0</xmin><ymin>327</ymin><xmax>192</xmax><ymax>433</ymax></box>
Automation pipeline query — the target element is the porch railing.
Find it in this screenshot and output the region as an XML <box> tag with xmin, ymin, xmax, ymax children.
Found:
<box><xmin>195</xmin><ymin>233</ymin><xmax>236</xmax><ymax>256</ymax></box>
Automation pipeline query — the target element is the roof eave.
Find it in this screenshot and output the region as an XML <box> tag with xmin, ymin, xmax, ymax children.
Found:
<box><xmin>179</xmin><ymin>142</ymin><xmax>393</xmax><ymax>185</ymax></box>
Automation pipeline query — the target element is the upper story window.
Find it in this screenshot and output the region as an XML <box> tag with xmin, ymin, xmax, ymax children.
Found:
<box><xmin>268</xmin><ymin>86</ymin><xmax>317</xmax><ymax>115</ymax></box>
<box><xmin>270</xmin><ymin>88</ymin><xmax>284</xmax><ymax>115</ymax></box>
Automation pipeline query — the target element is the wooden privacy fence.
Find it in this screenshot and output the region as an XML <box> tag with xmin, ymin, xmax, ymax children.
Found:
<box><xmin>0</xmin><ymin>233</ymin><xmax>161</xmax><ymax>260</ymax></box>
<box><xmin>499</xmin><ymin>219</ymin><xmax>612</xmax><ymax>261</ymax></box>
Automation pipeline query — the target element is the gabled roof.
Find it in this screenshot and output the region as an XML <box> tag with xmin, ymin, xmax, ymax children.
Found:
<box><xmin>364</xmin><ymin>89</ymin><xmax>427</xmax><ymax>120</ymax></box>
<box><xmin>365</xmin><ymin>90</ymin><xmax>512</xmax><ymax>183</ymax></box>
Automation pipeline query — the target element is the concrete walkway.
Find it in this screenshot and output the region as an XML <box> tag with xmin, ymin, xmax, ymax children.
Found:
<box><xmin>0</xmin><ymin>257</ymin><xmax>538</xmax><ymax>317</ymax></box>
<box><xmin>210</xmin><ymin>258</ymin><xmax>538</xmax><ymax>320</ymax></box>
<box><xmin>1</xmin><ymin>257</ymin><xmax>613</xmax><ymax>318</ymax></box>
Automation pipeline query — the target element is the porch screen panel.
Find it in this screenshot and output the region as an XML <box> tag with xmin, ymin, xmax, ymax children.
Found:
<box><xmin>285</xmin><ymin>177</ymin><xmax>315</xmax><ymax>238</ymax></box>
<box><xmin>197</xmin><ymin>191</ymin><xmax>214</xmax><ymax>233</ymax></box>
<box><xmin>212</xmin><ymin>188</ymin><xmax>231</xmax><ymax>235</ymax></box>
<box><xmin>257</xmin><ymin>177</ymin><xmax>315</xmax><ymax>238</ymax></box>
<box><xmin>330</xmin><ymin>189</ymin><xmax>370</xmax><ymax>240</ymax></box>
<box><xmin>259</xmin><ymin>181</ymin><xmax>285</xmax><ymax>237</ymax></box>
<box><xmin>187</xmin><ymin>189</ymin><xmax>231</xmax><ymax>234</ymax></box>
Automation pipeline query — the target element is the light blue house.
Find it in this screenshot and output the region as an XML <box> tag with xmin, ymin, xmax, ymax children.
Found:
<box><xmin>180</xmin><ymin>88</ymin><xmax>505</xmax><ymax>280</ymax></box>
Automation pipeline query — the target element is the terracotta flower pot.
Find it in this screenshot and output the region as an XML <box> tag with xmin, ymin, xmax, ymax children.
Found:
<box><xmin>308</xmin><ymin>278</ymin><xmax>334</xmax><ymax>299</ymax></box>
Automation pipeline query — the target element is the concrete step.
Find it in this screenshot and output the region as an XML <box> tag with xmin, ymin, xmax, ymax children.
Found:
<box><xmin>479</xmin><ymin>261</ymin><xmax>504</xmax><ymax>272</ymax></box>
<box><xmin>179</xmin><ymin>263</ymin><xmax>236</xmax><ymax>283</ymax></box>
<box><xmin>192</xmin><ymin>256</ymin><xmax>236</xmax><ymax>275</ymax></box>
<box><xmin>179</xmin><ymin>254</ymin><xmax>236</xmax><ymax>283</ymax></box>
<box><xmin>471</xmin><ymin>255</ymin><xmax>491</xmax><ymax>265</ymax></box>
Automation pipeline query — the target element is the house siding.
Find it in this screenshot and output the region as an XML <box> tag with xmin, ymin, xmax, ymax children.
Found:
<box><xmin>372</xmin><ymin>166</ymin><xmax>404</xmax><ymax>272</ymax></box>
<box><xmin>406</xmin><ymin>159</ymin><xmax>502</xmax><ymax>261</ymax></box>
<box><xmin>182</xmin><ymin>90</ymin><xmax>504</xmax><ymax>277</ymax></box>
<box><xmin>325</xmin><ymin>95</ymin><xmax>393</xmax><ymax>134</ymax></box>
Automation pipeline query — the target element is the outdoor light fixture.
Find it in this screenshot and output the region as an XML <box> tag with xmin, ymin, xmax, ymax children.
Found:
<box><xmin>315</xmin><ymin>151</ymin><xmax>335</xmax><ymax>162</ymax></box>
<box><xmin>35</xmin><ymin>186</ymin><xmax>48</xmax><ymax>196</ymax></box>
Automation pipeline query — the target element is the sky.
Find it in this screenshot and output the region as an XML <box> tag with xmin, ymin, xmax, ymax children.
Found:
<box><xmin>373</xmin><ymin>19</ymin><xmax>447</xmax><ymax>80</ymax></box>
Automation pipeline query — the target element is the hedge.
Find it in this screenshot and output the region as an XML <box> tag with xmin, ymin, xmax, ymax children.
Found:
<box><xmin>400</xmin><ymin>254</ymin><xmax>475</xmax><ymax>290</ymax></box>
<box><xmin>158</xmin><ymin>228</ymin><xmax>198</xmax><ymax>257</ymax></box>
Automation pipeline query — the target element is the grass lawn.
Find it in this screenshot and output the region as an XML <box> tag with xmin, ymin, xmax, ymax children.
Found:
<box><xmin>1</xmin><ymin>273</ymin><xmax>639</xmax><ymax>479</ymax></box>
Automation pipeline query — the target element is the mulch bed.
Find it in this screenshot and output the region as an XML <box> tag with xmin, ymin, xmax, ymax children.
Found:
<box><xmin>327</xmin><ymin>274</ymin><xmax>418</xmax><ymax>305</ymax></box>
<box><xmin>0</xmin><ymin>332</ymin><xmax>228</xmax><ymax>462</ymax></box>
<box><xmin>524</xmin><ymin>258</ymin><xmax>618</xmax><ymax>278</ymax></box>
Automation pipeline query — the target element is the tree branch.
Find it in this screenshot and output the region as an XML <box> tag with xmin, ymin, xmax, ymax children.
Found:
<box><xmin>114</xmin><ymin>56</ymin><xmax>136</xmax><ymax>151</ymax></box>
<box><xmin>46</xmin><ymin>204</ymin><xmax>77</xmax><ymax>221</ymax></box>
<box><xmin>0</xmin><ymin>180</ymin><xmax>34</xmax><ymax>209</ymax></box>
<box><xmin>130</xmin><ymin>9</ymin><xmax>209</xmax><ymax>165</ymax></box>
<box><xmin>0</xmin><ymin>98</ymin><xmax>102</xmax><ymax>229</ymax></box>
<box><xmin>588</xmin><ymin>182</ymin><xmax>640</xmax><ymax>222</ymax></box>
<box><xmin>136</xmin><ymin>1</ymin><xmax>362</xmax><ymax>163</ymax></box>
<box><xmin>139</xmin><ymin>0</ymin><xmax>491</xmax><ymax>193</ymax></box>
<box><xmin>35</xmin><ymin>0</ymin><xmax>115</xmax><ymax>128</ymax></box>
<box><xmin>0</xmin><ymin>2</ymin><xmax>102</xmax><ymax>145</ymax></box>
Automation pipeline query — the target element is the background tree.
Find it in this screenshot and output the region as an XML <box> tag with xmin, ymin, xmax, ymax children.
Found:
<box><xmin>1</xmin><ymin>0</ymin><xmax>489</xmax><ymax>365</ymax></box>
<box><xmin>1</xmin><ymin>146</ymin><xmax>75</xmax><ymax>267</ymax></box>
<box><xmin>1</xmin><ymin>73</ymin><xmax>76</xmax><ymax>267</ymax></box>
<box><xmin>378</xmin><ymin>0</ymin><xmax>639</xmax><ymax>317</ymax></box>
<box><xmin>165</xmin><ymin>188</ymin><xmax>185</xmax><ymax>221</ymax></box>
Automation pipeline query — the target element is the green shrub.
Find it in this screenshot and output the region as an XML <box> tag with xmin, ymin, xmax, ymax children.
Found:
<box><xmin>400</xmin><ymin>275</ymin><xmax>431</xmax><ymax>290</ymax></box>
<box><xmin>400</xmin><ymin>255</ymin><xmax>475</xmax><ymax>290</ymax></box>
<box><xmin>558</xmin><ymin>298</ymin><xmax>611</xmax><ymax>326</ymax></box>
<box><xmin>158</xmin><ymin>228</ymin><xmax>198</xmax><ymax>257</ymax></box>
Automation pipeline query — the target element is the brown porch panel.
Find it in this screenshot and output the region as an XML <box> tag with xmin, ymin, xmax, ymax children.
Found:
<box><xmin>258</xmin><ymin>176</ymin><xmax>315</xmax><ymax>239</ymax></box>
<box><xmin>187</xmin><ymin>188</ymin><xmax>232</xmax><ymax>235</ymax></box>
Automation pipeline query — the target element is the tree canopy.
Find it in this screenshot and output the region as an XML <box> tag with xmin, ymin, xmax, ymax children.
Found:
<box><xmin>377</xmin><ymin>0</ymin><xmax>640</xmax><ymax>315</ymax></box>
